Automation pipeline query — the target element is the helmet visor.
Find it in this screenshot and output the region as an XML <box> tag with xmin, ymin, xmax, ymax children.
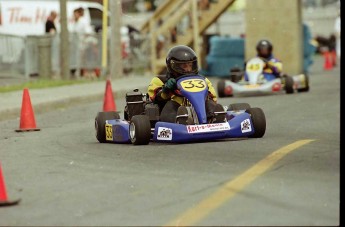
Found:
<box><xmin>170</xmin><ymin>59</ymin><xmax>198</xmax><ymax>76</ymax></box>
<box><xmin>258</xmin><ymin>47</ymin><xmax>270</xmax><ymax>58</ymax></box>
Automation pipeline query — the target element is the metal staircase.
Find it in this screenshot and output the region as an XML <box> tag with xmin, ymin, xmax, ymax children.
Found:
<box><xmin>140</xmin><ymin>0</ymin><xmax>236</xmax><ymax>75</ymax></box>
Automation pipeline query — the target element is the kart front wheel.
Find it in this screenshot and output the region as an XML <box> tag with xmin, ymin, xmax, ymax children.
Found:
<box><xmin>130</xmin><ymin>115</ymin><xmax>151</xmax><ymax>145</ymax></box>
<box><xmin>228</xmin><ymin>103</ymin><xmax>251</xmax><ymax>111</ymax></box>
<box><xmin>217</xmin><ymin>80</ymin><xmax>226</xmax><ymax>98</ymax></box>
<box><xmin>246</xmin><ymin>108</ymin><xmax>266</xmax><ymax>138</ymax></box>
<box><xmin>217</xmin><ymin>80</ymin><xmax>233</xmax><ymax>98</ymax></box>
<box><xmin>95</xmin><ymin>111</ymin><xmax>120</xmax><ymax>143</ymax></box>
<box><xmin>284</xmin><ymin>75</ymin><xmax>294</xmax><ymax>94</ymax></box>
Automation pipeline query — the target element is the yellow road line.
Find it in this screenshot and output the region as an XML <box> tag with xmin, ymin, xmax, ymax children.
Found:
<box><xmin>164</xmin><ymin>139</ymin><xmax>315</xmax><ymax>226</ymax></box>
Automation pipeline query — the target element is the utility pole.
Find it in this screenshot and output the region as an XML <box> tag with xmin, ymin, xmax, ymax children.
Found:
<box><xmin>110</xmin><ymin>0</ymin><xmax>123</xmax><ymax>78</ymax></box>
<box><xmin>60</xmin><ymin>0</ymin><xmax>70</xmax><ymax>79</ymax></box>
<box><xmin>101</xmin><ymin>0</ymin><xmax>108</xmax><ymax>78</ymax></box>
<box><xmin>191</xmin><ymin>0</ymin><xmax>201</xmax><ymax>68</ymax></box>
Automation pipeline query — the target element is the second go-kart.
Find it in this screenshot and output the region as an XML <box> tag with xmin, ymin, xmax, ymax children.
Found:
<box><xmin>95</xmin><ymin>75</ymin><xmax>266</xmax><ymax>145</ymax></box>
<box><xmin>217</xmin><ymin>57</ymin><xmax>310</xmax><ymax>97</ymax></box>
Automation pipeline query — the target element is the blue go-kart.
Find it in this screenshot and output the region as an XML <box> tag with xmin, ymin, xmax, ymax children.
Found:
<box><xmin>95</xmin><ymin>75</ymin><xmax>266</xmax><ymax>145</ymax></box>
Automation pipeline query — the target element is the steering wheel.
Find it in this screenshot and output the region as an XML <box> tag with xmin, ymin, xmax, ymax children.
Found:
<box><xmin>174</xmin><ymin>74</ymin><xmax>200</xmax><ymax>82</ymax></box>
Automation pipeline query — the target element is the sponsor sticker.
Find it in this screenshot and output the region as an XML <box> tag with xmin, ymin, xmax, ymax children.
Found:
<box><xmin>241</xmin><ymin>119</ymin><xmax>252</xmax><ymax>133</ymax></box>
<box><xmin>186</xmin><ymin>122</ymin><xmax>230</xmax><ymax>134</ymax></box>
<box><xmin>105</xmin><ymin>123</ymin><xmax>113</xmax><ymax>141</ymax></box>
<box><xmin>113</xmin><ymin>125</ymin><xmax>124</xmax><ymax>141</ymax></box>
<box><xmin>157</xmin><ymin>127</ymin><xmax>173</xmax><ymax>141</ymax></box>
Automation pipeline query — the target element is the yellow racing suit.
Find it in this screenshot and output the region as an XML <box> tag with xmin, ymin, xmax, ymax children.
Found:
<box><xmin>262</xmin><ymin>56</ymin><xmax>283</xmax><ymax>76</ymax></box>
<box><xmin>147</xmin><ymin>74</ymin><xmax>217</xmax><ymax>106</ymax></box>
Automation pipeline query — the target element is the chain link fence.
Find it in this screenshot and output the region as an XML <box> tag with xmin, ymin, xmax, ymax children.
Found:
<box><xmin>0</xmin><ymin>32</ymin><xmax>151</xmax><ymax>78</ymax></box>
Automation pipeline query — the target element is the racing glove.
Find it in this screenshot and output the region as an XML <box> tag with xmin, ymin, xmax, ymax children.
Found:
<box><xmin>262</xmin><ymin>59</ymin><xmax>270</xmax><ymax>68</ymax></box>
<box><xmin>162</xmin><ymin>78</ymin><xmax>177</xmax><ymax>93</ymax></box>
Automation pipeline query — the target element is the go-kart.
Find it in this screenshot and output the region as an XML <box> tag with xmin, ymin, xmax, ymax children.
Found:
<box><xmin>217</xmin><ymin>57</ymin><xmax>310</xmax><ymax>97</ymax></box>
<box><xmin>95</xmin><ymin>75</ymin><xmax>266</xmax><ymax>145</ymax></box>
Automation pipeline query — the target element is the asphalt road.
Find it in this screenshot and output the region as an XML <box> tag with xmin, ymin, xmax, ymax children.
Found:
<box><xmin>0</xmin><ymin>57</ymin><xmax>340</xmax><ymax>226</ymax></box>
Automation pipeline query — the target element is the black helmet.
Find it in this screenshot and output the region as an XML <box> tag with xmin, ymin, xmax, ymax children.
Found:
<box><xmin>256</xmin><ymin>39</ymin><xmax>273</xmax><ymax>58</ymax></box>
<box><xmin>166</xmin><ymin>45</ymin><xmax>198</xmax><ymax>78</ymax></box>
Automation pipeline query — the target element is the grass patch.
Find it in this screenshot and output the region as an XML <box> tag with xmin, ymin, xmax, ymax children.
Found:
<box><xmin>0</xmin><ymin>78</ymin><xmax>96</xmax><ymax>93</ymax></box>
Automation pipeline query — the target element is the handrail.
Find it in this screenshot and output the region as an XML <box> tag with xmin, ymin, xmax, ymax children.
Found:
<box><xmin>153</xmin><ymin>1</ymin><xmax>191</xmax><ymax>36</ymax></box>
<box><xmin>140</xmin><ymin>0</ymin><xmax>184</xmax><ymax>33</ymax></box>
<box><xmin>150</xmin><ymin>0</ymin><xmax>237</xmax><ymax>75</ymax></box>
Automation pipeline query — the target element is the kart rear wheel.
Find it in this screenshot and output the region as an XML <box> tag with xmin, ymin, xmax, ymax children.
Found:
<box><xmin>246</xmin><ymin>108</ymin><xmax>266</xmax><ymax>138</ymax></box>
<box><xmin>130</xmin><ymin>115</ymin><xmax>151</xmax><ymax>145</ymax></box>
<box><xmin>228</xmin><ymin>103</ymin><xmax>251</xmax><ymax>111</ymax></box>
<box><xmin>284</xmin><ymin>75</ymin><xmax>294</xmax><ymax>94</ymax></box>
<box><xmin>217</xmin><ymin>79</ymin><xmax>226</xmax><ymax>98</ymax></box>
<box><xmin>297</xmin><ymin>74</ymin><xmax>310</xmax><ymax>92</ymax></box>
<box><xmin>95</xmin><ymin>111</ymin><xmax>120</xmax><ymax>143</ymax></box>
<box><xmin>229</xmin><ymin>67</ymin><xmax>242</xmax><ymax>82</ymax></box>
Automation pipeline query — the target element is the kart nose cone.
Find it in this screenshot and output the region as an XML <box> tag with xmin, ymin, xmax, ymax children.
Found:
<box><xmin>224</xmin><ymin>85</ymin><xmax>233</xmax><ymax>95</ymax></box>
<box><xmin>272</xmin><ymin>82</ymin><xmax>281</xmax><ymax>92</ymax></box>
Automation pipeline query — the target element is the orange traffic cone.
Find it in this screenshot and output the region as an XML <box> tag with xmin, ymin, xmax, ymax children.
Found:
<box><xmin>103</xmin><ymin>79</ymin><xmax>116</xmax><ymax>112</ymax></box>
<box><xmin>323</xmin><ymin>51</ymin><xmax>333</xmax><ymax>71</ymax></box>
<box><xmin>0</xmin><ymin>163</ymin><xmax>20</xmax><ymax>206</ymax></box>
<box><xmin>15</xmin><ymin>88</ymin><xmax>40</xmax><ymax>132</ymax></box>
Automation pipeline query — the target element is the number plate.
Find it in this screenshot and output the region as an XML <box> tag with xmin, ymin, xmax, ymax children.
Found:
<box><xmin>246</xmin><ymin>63</ymin><xmax>261</xmax><ymax>72</ymax></box>
<box><xmin>180</xmin><ymin>79</ymin><xmax>207</xmax><ymax>92</ymax></box>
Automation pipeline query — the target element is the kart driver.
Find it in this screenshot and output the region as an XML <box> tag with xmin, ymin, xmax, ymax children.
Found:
<box><xmin>245</xmin><ymin>39</ymin><xmax>283</xmax><ymax>81</ymax></box>
<box><xmin>148</xmin><ymin>45</ymin><xmax>225</xmax><ymax>124</ymax></box>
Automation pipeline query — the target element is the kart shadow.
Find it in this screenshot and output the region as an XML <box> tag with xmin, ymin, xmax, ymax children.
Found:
<box><xmin>150</xmin><ymin>137</ymin><xmax>249</xmax><ymax>146</ymax></box>
<box><xmin>229</xmin><ymin>93</ymin><xmax>283</xmax><ymax>98</ymax></box>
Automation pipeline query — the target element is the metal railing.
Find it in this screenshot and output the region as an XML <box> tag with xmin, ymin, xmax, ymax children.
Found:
<box><xmin>0</xmin><ymin>32</ymin><xmax>151</xmax><ymax>78</ymax></box>
<box><xmin>0</xmin><ymin>34</ymin><xmax>26</xmax><ymax>77</ymax></box>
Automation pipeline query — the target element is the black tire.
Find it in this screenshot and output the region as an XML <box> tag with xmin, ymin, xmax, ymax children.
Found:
<box><xmin>229</xmin><ymin>67</ymin><xmax>242</xmax><ymax>82</ymax></box>
<box><xmin>217</xmin><ymin>79</ymin><xmax>226</xmax><ymax>98</ymax></box>
<box><xmin>217</xmin><ymin>79</ymin><xmax>233</xmax><ymax>97</ymax></box>
<box><xmin>129</xmin><ymin>115</ymin><xmax>151</xmax><ymax>145</ymax></box>
<box><xmin>284</xmin><ymin>75</ymin><xmax>294</xmax><ymax>94</ymax></box>
<box><xmin>95</xmin><ymin>111</ymin><xmax>120</xmax><ymax>143</ymax></box>
<box><xmin>297</xmin><ymin>74</ymin><xmax>310</xmax><ymax>92</ymax></box>
<box><xmin>230</xmin><ymin>74</ymin><xmax>242</xmax><ymax>83</ymax></box>
<box><xmin>228</xmin><ymin>103</ymin><xmax>251</xmax><ymax>111</ymax></box>
<box><xmin>246</xmin><ymin>108</ymin><xmax>266</xmax><ymax>138</ymax></box>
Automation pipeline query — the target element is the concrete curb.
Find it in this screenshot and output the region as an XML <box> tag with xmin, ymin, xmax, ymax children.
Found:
<box><xmin>0</xmin><ymin>85</ymin><xmax>148</xmax><ymax>122</ymax></box>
